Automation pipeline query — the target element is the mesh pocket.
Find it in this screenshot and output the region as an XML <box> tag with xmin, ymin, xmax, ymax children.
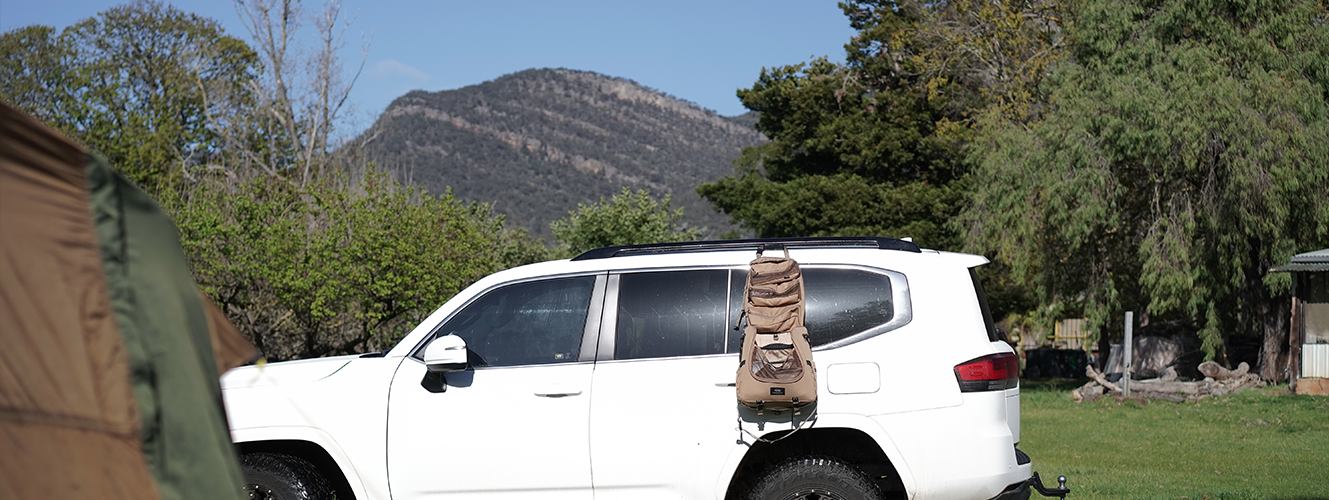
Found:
<box><xmin>750</xmin><ymin>341</ymin><xmax>804</xmax><ymax>383</ymax></box>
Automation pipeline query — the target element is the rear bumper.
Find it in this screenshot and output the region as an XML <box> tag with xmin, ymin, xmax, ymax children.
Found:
<box><xmin>991</xmin><ymin>472</ymin><xmax>1070</xmax><ymax>500</ymax></box>
<box><xmin>989</xmin><ymin>480</ymin><xmax>1031</xmax><ymax>500</ymax></box>
<box><xmin>871</xmin><ymin>397</ymin><xmax>1030</xmax><ymax>499</ymax></box>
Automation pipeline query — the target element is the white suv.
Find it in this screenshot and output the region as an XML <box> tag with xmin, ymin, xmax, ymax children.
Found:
<box><xmin>222</xmin><ymin>238</ymin><xmax>1068</xmax><ymax>500</ymax></box>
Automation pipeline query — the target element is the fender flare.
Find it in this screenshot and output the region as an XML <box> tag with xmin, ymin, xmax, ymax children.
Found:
<box><xmin>232</xmin><ymin>426</ymin><xmax>374</xmax><ymax>500</ymax></box>
<box><xmin>712</xmin><ymin>413</ymin><xmax>918</xmax><ymax>499</ymax></box>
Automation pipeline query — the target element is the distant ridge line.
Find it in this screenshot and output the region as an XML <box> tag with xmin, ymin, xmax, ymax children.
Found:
<box><xmin>363</xmin><ymin>68</ymin><xmax>766</xmax><ymax>239</ymax></box>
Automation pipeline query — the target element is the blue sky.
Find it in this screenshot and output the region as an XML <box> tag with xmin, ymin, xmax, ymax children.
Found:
<box><xmin>2</xmin><ymin>0</ymin><xmax>856</xmax><ymax>129</ymax></box>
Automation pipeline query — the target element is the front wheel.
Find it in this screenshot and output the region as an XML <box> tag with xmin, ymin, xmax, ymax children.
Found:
<box><xmin>240</xmin><ymin>452</ymin><xmax>333</xmax><ymax>500</ymax></box>
<box><xmin>747</xmin><ymin>456</ymin><xmax>884</xmax><ymax>500</ymax></box>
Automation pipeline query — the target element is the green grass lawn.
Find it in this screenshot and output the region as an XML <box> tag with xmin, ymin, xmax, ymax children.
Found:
<box><xmin>1019</xmin><ymin>379</ymin><xmax>1329</xmax><ymax>500</ymax></box>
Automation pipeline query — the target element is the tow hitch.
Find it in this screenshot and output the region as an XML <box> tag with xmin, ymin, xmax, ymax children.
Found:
<box><xmin>1030</xmin><ymin>472</ymin><xmax>1070</xmax><ymax>499</ymax></box>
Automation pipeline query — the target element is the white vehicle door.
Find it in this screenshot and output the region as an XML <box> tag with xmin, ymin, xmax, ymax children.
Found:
<box><xmin>588</xmin><ymin>269</ymin><xmax>743</xmax><ymax>499</ymax></box>
<box><xmin>387</xmin><ymin>274</ymin><xmax>605</xmax><ymax>500</ymax></box>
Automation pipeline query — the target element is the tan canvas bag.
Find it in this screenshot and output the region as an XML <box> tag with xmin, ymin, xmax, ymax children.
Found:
<box><xmin>736</xmin><ymin>247</ymin><xmax>816</xmax><ymax>412</ymax></box>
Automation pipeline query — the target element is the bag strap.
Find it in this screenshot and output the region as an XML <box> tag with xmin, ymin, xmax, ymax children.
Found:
<box><xmin>734</xmin><ymin>255</ymin><xmax>752</xmax><ymax>330</ymax></box>
<box><xmin>739</xmin><ymin>405</ymin><xmax>818</xmax><ymax>443</ymax></box>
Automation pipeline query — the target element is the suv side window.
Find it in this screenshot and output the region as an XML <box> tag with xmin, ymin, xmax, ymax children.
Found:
<box><xmin>615</xmin><ymin>270</ymin><xmax>729</xmax><ymax>360</ymax></box>
<box><xmin>727</xmin><ymin>267</ymin><xmax>896</xmax><ymax>350</ymax></box>
<box><xmin>434</xmin><ymin>276</ymin><xmax>595</xmax><ymax>367</ymax></box>
<box><xmin>804</xmin><ymin>268</ymin><xmax>895</xmax><ymax>346</ymax></box>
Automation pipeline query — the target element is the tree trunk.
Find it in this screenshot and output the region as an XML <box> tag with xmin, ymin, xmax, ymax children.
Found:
<box><xmin>1097</xmin><ymin>322</ymin><xmax>1112</xmax><ymax>371</ymax></box>
<box><xmin>1258</xmin><ymin>290</ymin><xmax>1291</xmax><ymax>382</ymax></box>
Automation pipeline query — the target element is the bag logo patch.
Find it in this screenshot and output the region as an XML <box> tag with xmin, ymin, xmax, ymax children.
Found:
<box><xmin>770</xmin><ymin>387</ymin><xmax>786</xmax><ymax>395</ymax></box>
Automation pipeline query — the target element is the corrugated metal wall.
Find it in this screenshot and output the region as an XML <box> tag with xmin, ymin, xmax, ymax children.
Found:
<box><xmin>1054</xmin><ymin>318</ymin><xmax>1090</xmax><ymax>350</ymax></box>
<box><xmin>1304</xmin><ymin>344</ymin><xmax>1329</xmax><ymax>378</ymax></box>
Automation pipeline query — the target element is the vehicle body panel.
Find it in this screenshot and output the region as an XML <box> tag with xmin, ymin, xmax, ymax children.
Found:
<box><xmin>386</xmin><ymin>359</ymin><xmax>595</xmax><ymax>499</ymax></box>
<box><xmin>223</xmin><ymin>356</ymin><xmax>402</xmax><ymax>500</ymax></box>
<box><xmin>224</xmin><ymin>242</ymin><xmax>1032</xmax><ymax>500</ymax></box>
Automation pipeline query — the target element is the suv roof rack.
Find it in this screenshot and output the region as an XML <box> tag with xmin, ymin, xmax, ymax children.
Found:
<box><xmin>570</xmin><ymin>237</ymin><xmax>921</xmax><ymax>261</ymax></box>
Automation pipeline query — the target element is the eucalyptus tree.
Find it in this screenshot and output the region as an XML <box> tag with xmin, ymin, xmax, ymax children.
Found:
<box><xmin>0</xmin><ymin>1</ymin><xmax>259</xmax><ymax>191</ymax></box>
<box><xmin>962</xmin><ymin>0</ymin><xmax>1329</xmax><ymax>374</ymax></box>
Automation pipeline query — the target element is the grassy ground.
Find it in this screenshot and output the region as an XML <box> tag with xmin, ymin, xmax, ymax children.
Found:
<box><xmin>1019</xmin><ymin>379</ymin><xmax>1329</xmax><ymax>500</ymax></box>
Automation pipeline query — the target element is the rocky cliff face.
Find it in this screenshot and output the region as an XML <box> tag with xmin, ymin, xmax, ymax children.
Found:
<box><xmin>362</xmin><ymin>68</ymin><xmax>765</xmax><ymax>239</ymax></box>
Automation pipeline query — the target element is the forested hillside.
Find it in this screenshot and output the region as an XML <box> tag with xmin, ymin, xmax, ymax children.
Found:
<box><xmin>362</xmin><ymin>69</ymin><xmax>766</xmax><ymax>238</ymax></box>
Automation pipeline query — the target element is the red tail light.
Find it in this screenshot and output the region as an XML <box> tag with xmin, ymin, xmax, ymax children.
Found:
<box><xmin>954</xmin><ymin>352</ymin><xmax>1020</xmax><ymax>392</ymax></box>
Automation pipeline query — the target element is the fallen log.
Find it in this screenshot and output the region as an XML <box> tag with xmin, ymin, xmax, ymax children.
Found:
<box><xmin>1072</xmin><ymin>364</ymin><xmax>1264</xmax><ymax>403</ymax></box>
<box><xmin>1071</xmin><ymin>380</ymin><xmax>1105</xmax><ymax>402</ymax></box>
<box><xmin>1129</xmin><ymin>378</ymin><xmax>1214</xmax><ymax>395</ymax></box>
<box><xmin>1085</xmin><ymin>365</ymin><xmax>1121</xmax><ymax>392</ymax></box>
<box><xmin>1198</xmin><ymin>361</ymin><xmax>1249</xmax><ymax>380</ymax></box>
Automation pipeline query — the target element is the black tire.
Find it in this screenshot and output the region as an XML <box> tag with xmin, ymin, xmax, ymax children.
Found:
<box><xmin>747</xmin><ymin>456</ymin><xmax>884</xmax><ymax>500</ymax></box>
<box><xmin>240</xmin><ymin>452</ymin><xmax>334</xmax><ymax>500</ymax></box>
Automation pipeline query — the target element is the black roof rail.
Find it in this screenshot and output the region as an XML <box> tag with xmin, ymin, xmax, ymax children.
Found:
<box><xmin>570</xmin><ymin>237</ymin><xmax>921</xmax><ymax>261</ymax></box>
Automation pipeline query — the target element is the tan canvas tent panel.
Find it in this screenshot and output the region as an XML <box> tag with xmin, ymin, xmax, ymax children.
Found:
<box><xmin>1</xmin><ymin>102</ymin><xmax>256</xmax><ymax>500</ymax></box>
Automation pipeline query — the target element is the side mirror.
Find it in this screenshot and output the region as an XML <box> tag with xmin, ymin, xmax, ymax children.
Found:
<box><xmin>424</xmin><ymin>335</ymin><xmax>469</xmax><ymax>373</ymax></box>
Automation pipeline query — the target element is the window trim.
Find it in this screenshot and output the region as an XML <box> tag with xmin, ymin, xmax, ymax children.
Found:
<box><xmin>595</xmin><ymin>274</ymin><xmax>619</xmax><ymax>362</ymax></box>
<box><xmin>406</xmin><ymin>272</ymin><xmax>608</xmax><ymax>367</ymax></box>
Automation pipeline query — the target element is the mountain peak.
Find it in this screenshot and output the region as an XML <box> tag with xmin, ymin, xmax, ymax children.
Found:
<box><xmin>368</xmin><ymin>68</ymin><xmax>765</xmax><ymax>239</ymax></box>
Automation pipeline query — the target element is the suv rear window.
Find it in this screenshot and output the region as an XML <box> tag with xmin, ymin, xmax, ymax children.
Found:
<box><xmin>724</xmin><ymin>267</ymin><xmax>895</xmax><ymax>352</ymax></box>
<box><xmin>802</xmin><ymin>268</ymin><xmax>895</xmax><ymax>347</ymax></box>
<box><xmin>612</xmin><ymin>266</ymin><xmax>902</xmax><ymax>360</ymax></box>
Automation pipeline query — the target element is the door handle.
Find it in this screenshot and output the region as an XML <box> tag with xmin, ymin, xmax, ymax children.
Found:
<box><xmin>534</xmin><ymin>388</ymin><xmax>583</xmax><ymax>397</ymax></box>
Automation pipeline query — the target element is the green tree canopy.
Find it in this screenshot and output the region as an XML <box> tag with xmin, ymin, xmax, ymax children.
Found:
<box><xmin>961</xmin><ymin>0</ymin><xmax>1329</xmax><ymax>368</ymax></box>
<box><xmin>164</xmin><ymin>171</ymin><xmax>524</xmax><ymax>360</ymax></box>
<box><xmin>0</xmin><ymin>0</ymin><xmax>259</xmax><ymax>191</ymax></box>
<box><xmin>698</xmin><ymin>0</ymin><xmax>993</xmax><ymax>248</ymax></box>
<box><xmin>3</xmin><ymin>1</ymin><xmax>549</xmax><ymax>361</ymax></box>
<box><xmin>551</xmin><ymin>187</ymin><xmax>701</xmax><ymax>255</ymax></box>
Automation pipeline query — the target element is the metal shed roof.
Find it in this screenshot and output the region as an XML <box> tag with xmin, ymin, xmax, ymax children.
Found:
<box><xmin>1271</xmin><ymin>248</ymin><xmax>1329</xmax><ymax>272</ymax></box>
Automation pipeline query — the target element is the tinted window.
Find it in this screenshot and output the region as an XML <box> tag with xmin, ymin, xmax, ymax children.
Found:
<box><xmin>434</xmin><ymin>276</ymin><xmax>595</xmax><ymax>367</ymax></box>
<box><xmin>729</xmin><ymin>267</ymin><xmax>896</xmax><ymax>347</ymax></box>
<box><xmin>616</xmin><ymin>270</ymin><xmax>729</xmax><ymax>360</ymax></box>
<box><xmin>804</xmin><ymin>268</ymin><xmax>895</xmax><ymax>345</ymax></box>
<box><xmin>970</xmin><ymin>269</ymin><xmax>999</xmax><ymax>342</ymax></box>
<box><xmin>726</xmin><ymin>269</ymin><xmax>746</xmax><ymax>353</ymax></box>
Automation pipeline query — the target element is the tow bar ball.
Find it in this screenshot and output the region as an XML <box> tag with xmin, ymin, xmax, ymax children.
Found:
<box><xmin>1031</xmin><ymin>472</ymin><xmax>1071</xmax><ymax>499</ymax></box>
